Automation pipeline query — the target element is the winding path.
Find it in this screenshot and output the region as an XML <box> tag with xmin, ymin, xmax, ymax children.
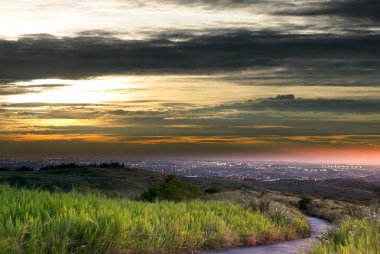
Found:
<box><xmin>203</xmin><ymin>217</ymin><xmax>332</xmax><ymax>254</ymax></box>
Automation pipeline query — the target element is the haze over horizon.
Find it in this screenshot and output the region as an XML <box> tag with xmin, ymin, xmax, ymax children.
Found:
<box><xmin>1</xmin><ymin>0</ymin><xmax>380</xmax><ymax>164</ymax></box>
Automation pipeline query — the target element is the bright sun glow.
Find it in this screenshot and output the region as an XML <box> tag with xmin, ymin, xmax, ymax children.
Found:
<box><xmin>4</xmin><ymin>76</ymin><xmax>137</xmax><ymax>104</ymax></box>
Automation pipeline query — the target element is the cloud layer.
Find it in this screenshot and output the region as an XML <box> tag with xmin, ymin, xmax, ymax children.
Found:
<box><xmin>0</xmin><ymin>31</ymin><xmax>379</xmax><ymax>86</ymax></box>
<box><xmin>0</xmin><ymin>0</ymin><xmax>379</xmax><ymax>160</ymax></box>
<box><xmin>278</xmin><ymin>0</ymin><xmax>380</xmax><ymax>22</ymax></box>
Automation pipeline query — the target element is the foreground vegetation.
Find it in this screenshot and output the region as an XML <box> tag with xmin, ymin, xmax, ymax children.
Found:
<box><xmin>311</xmin><ymin>216</ymin><xmax>380</xmax><ymax>254</ymax></box>
<box><xmin>206</xmin><ymin>191</ymin><xmax>311</xmax><ymax>237</ymax></box>
<box><xmin>213</xmin><ymin>190</ymin><xmax>379</xmax><ymax>254</ymax></box>
<box><xmin>304</xmin><ymin>197</ymin><xmax>379</xmax><ymax>254</ymax></box>
<box><xmin>0</xmin><ymin>185</ymin><xmax>310</xmax><ymax>254</ymax></box>
<box><xmin>2</xmin><ymin>166</ymin><xmax>378</xmax><ymax>254</ymax></box>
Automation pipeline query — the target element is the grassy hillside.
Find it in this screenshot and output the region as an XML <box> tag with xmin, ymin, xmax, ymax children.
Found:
<box><xmin>242</xmin><ymin>179</ymin><xmax>380</xmax><ymax>204</ymax></box>
<box><xmin>0</xmin><ymin>167</ymin><xmax>247</xmax><ymax>199</ymax></box>
<box><xmin>0</xmin><ymin>185</ymin><xmax>310</xmax><ymax>254</ymax></box>
<box><xmin>0</xmin><ymin>167</ymin><xmax>164</xmax><ymax>198</ymax></box>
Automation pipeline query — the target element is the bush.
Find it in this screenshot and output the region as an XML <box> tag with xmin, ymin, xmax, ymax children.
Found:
<box><xmin>248</xmin><ymin>199</ymin><xmax>271</xmax><ymax>213</ymax></box>
<box><xmin>298</xmin><ymin>195</ymin><xmax>312</xmax><ymax>211</ymax></box>
<box><xmin>141</xmin><ymin>175</ymin><xmax>203</xmax><ymax>202</ymax></box>
<box><xmin>6</xmin><ymin>176</ymin><xmax>27</xmax><ymax>187</ymax></box>
<box><xmin>40</xmin><ymin>163</ymin><xmax>79</xmax><ymax>170</ymax></box>
<box><xmin>15</xmin><ymin>166</ymin><xmax>34</xmax><ymax>171</ymax></box>
<box><xmin>205</xmin><ymin>187</ymin><xmax>224</xmax><ymax>194</ymax></box>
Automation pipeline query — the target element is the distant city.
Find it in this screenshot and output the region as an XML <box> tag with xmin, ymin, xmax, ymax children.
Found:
<box><xmin>1</xmin><ymin>157</ymin><xmax>379</xmax><ymax>181</ymax></box>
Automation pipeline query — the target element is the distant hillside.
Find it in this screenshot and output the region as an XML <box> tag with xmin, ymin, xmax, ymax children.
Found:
<box><xmin>243</xmin><ymin>178</ymin><xmax>379</xmax><ymax>204</ymax></box>
<box><xmin>0</xmin><ymin>166</ymin><xmax>378</xmax><ymax>203</ymax></box>
<box><xmin>0</xmin><ymin>167</ymin><xmax>245</xmax><ymax>198</ymax></box>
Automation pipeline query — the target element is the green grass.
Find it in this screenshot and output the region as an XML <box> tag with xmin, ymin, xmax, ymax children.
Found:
<box><xmin>310</xmin><ymin>216</ymin><xmax>380</xmax><ymax>254</ymax></box>
<box><xmin>206</xmin><ymin>191</ymin><xmax>311</xmax><ymax>238</ymax></box>
<box><xmin>256</xmin><ymin>191</ymin><xmax>369</xmax><ymax>223</ymax></box>
<box><xmin>301</xmin><ymin>198</ymin><xmax>368</xmax><ymax>222</ymax></box>
<box><xmin>0</xmin><ymin>185</ymin><xmax>309</xmax><ymax>254</ymax></box>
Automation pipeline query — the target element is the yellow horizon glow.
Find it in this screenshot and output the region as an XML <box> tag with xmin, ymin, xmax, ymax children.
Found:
<box><xmin>1</xmin><ymin>134</ymin><xmax>380</xmax><ymax>147</ymax></box>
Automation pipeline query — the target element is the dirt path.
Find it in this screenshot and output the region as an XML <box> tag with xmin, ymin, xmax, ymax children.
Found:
<box><xmin>202</xmin><ymin>217</ymin><xmax>332</xmax><ymax>254</ymax></box>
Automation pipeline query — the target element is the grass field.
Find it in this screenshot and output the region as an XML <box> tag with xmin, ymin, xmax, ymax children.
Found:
<box><xmin>0</xmin><ymin>185</ymin><xmax>310</xmax><ymax>254</ymax></box>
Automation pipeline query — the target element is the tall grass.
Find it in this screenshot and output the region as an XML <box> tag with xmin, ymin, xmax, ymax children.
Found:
<box><xmin>310</xmin><ymin>217</ymin><xmax>379</xmax><ymax>254</ymax></box>
<box><xmin>207</xmin><ymin>191</ymin><xmax>311</xmax><ymax>238</ymax></box>
<box><xmin>0</xmin><ymin>185</ymin><xmax>308</xmax><ymax>254</ymax></box>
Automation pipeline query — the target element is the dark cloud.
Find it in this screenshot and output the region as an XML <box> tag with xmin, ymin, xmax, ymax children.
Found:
<box><xmin>163</xmin><ymin>0</ymin><xmax>380</xmax><ymax>23</ymax></box>
<box><xmin>0</xmin><ymin>85</ymin><xmax>33</xmax><ymax>95</ymax></box>
<box><xmin>272</xmin><ymin>94</ymin><xmax>295</xmax><ymax>100</ymax></box>
<box><xmin>211</xmin><ymin>96</ymin><xmax>380</xmax><ymax>114</ymax></box>
<box><xmin>160</xmin><ymin>102</ymin><xmax>195</xmax><ymax>108</ymax></box>
<box><xmin>0</xmin><ymin>83</ymin><xmax>69</xmax><ymax>95</ymax></box>
<box><xmin>26</xmin><ymin>84</ymin><xmax>69</xmax><ymax>88</ymax></box>
<box><xmin>0</xmin><ymin>31</ymin><xmax>379</xmax><ymax>86</ymax></box>
<box><xmin>0</xmin><ymin>102</ymin><xmax>102</xmax><ymax>108</ymax></box>
<box><xmin>265</xmin><ymin>98</ymin><xmax>380</xmax><ymax>113</ymax></box>
<box><xmin>278</xmin><ymin>0</ymin><xmax>380</xmax><ymax>22</ymax></box>
<box><xmin>160</xmin><ymin>0</ymin><xmax>266</xmax><ymax>8</ymax></box>
<box><xmin>2</xmin><ymin>94</ymin><xmax>380</xmax><ymax>148</ymax></box>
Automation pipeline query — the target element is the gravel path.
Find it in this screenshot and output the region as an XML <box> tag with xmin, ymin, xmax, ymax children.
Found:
<box><xmin>202</xmin><ymin>216</ymin><xmax>332</xmax><ymax>254</ymax></box>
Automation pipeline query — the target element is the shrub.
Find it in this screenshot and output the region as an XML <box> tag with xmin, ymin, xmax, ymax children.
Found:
<box><xmin>6</xmin><ymin>176</ymin><xmax>27</xmax><ymax>187</ymax></box>
<box><xmin>141</xmin><ymin>175</ymin><xmax>203</xmax><ymax>202</ymax></box>
<box><xmin>298</xmin><ymin>195</ymin><xmax>312</xmax><ymax>211</ymax></box>
<box><xmin>40</xmin><ymin>163</ymin><xmax>79</xmax><ymax>170</ymax></box>
<box><xmin>248</xmin><ymin>199</ymin><xmax>271</xmax><ymax>213</ymax></box>
<box><xmin>205</xmin><ymin>187</ymin><xmax>224</xmax><ymax>194</ymax></box>
<box><xmin>15</xmin><ymin>166</ymin><xmax>34</xmax><ymax>171</ymax></box>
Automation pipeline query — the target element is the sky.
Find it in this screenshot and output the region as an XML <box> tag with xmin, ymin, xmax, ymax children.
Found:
<box><xmin>1</xmin><ymin>0</ymin><xmax>380</xmax><ymax>164</ymax></box>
